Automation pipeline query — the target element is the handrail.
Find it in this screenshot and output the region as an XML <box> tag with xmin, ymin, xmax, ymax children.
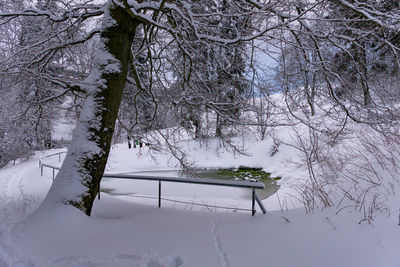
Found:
<box><xmin>42</xmin><ymin>151</ymin><xmax>68</xmax><ymax>159</ymax></box>
<box><xmin>40</xmin><ymin>160</ymin><xmax>267</xmax><ymax>216</ymax></box>
<box><xmin>102</xmin><ymin>173</ymin><xmax>265</xmax><ymax>189</ymax></box>
<box><xmin>41</xmin><ymin>163</ymin><xmax>264</xmax><ymax>189</ymax></box>
<box><xmin>39</xmin><ymin>151</ymin><xmax>67</xmax><ymax>168</ymax></box>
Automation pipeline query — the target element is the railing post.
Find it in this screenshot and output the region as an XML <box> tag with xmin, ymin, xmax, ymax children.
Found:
<box><xmin>255</xmin><ymin>192</ymin><xmax>266</xmax><ymax>214</ymax></box>
<box><xmin>252</xmin><ymin>188</ymin><xmax>256</xmax><ymax>216</ymax></box>
<box><xmin>41</xmin><ymin>164</ymin><xmax>43</xmax><ymax>176</ymax></box>
<box><xmin>158</xmin><ymin>180</ymin><xmax>161</xmax><ymax>208</ymax></box>
<box><xmin>58</xmin><ymin>153</ymin><xmax>61</xmax><ymax>162</ymax></box>
<box><xmin>52</xmin><ymin>168</ymin><xmax>55</xmax><ymax>181</ymax></box>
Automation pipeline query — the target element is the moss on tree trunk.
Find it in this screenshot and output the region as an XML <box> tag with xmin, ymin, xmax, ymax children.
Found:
<box><xmin>42</xmin><ymin>3</ymin><xmax>140</xmax><ymax>216</ymax></box>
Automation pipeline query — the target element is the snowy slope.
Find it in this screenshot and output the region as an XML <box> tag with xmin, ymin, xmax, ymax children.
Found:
<box><xmin>9</xmin><ymin>195</ymin><xmax>400</xmax><ymax>267</ymax></box>
<box><xmin>0</xmin><ymin>138</ymin><xmax>399</xmax><ymax>266</ymax></box>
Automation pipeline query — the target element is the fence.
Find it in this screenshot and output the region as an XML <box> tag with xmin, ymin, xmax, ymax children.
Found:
<box><xmin>40</xmin><ymin>152</ymin><xmax>266</xmax><ymax>216</ymax></box>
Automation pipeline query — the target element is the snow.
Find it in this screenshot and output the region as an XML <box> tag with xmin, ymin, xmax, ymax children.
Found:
<box><xmin>1</xmin><ymin>132</ymin><xmax>400</xmax><ymax>266</ymax></box>
<box><xmin>2</xmin><ymin>90</ymin><xmax>399</xmax><ymax>265</ymax></box>
<box><xmin>2</xmin><ymin>90</ymin><xmax>400</xmax><ymax>265</ymax></box>
<box><xmin>40</xmin><ymin>2</ymin><xmax>128</xmax><ymax>209</ymax></box>
<box><xmin>44</xmin><ymin>95</ymin><xmax>103</xmax><ymax>205</ymax></box>
<box><xmin>52</xmin><ymin>116</ymin><xmax>74</xmax><ymax>142</ymax></box>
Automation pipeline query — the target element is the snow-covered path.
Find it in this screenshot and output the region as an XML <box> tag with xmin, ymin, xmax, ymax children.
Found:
<box><xmin>0</xmin><ymin>161</ymin><xmax>34</xmax><ymax>266</ymax></box>
<box><xmin>0</xmin><ymin>162</ymin><xmax>36</xmax><ymax>226</ymax></box>
<box><xmin>0</xmin><ymin>155</ymin><xmax>52</xmax><ymax>266</ymax></box>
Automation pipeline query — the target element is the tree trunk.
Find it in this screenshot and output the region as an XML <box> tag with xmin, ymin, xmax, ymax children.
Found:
<box><xmin>215</xmin><ymin>114</ymin><xmax>222</xmax><ymax>137</ymax></box>
<box><xmin>358</xmin><ymin>42</ymin><xmax>372</xmax><ymax>106</ymax></box>
<box><xmin>306</xmin><ymin>71</ymin><xmax>317</xmax><ymax>116</ymax></box>
<box><xmin>193</xmin><ymin>117</ymin><xmax>201</xmax><ymax>139</ymax></box>
<box><xmin>41</xmin><ymin>2</ymin><xmax>139</xmax><ymax>215</ymax></box>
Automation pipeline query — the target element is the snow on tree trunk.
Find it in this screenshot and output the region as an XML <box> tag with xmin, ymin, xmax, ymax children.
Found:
<box><xmin>41</xmin><ymin>2</ymin><xmax>139</xmax><ymax>215</ymax></box>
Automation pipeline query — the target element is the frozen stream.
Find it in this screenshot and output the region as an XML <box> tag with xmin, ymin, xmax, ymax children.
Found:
<box><xmin>100</xmin><ymin>169</ymin><xmax>279</xmax><ymax>203</ymax></box>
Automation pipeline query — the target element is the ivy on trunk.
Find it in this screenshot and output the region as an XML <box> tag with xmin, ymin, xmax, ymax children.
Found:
<box><xmin>42</xmin><ymin>3</ymin><xmax>139</xmax><ymax>215</ymax></box>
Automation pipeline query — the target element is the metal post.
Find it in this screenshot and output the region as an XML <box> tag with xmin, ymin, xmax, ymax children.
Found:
<box><xmin>255</xmin><ymin>192</ymin><xmax>266</xmax><ymax>214</ymax></box>
<box><xmin>158</xmin><ymin>180</ymin><xmax>161</xmax><ymax>208</ymax></box>
<box><xmin>98</xmin><ymin>188</ymin><xmax>100</xmax><ymax>200</ymax></box>
<box><xmin>41</xmin><ymin>165</ymin><xmax>43</xmax><ymax>176</ymax></box>
<box><xmin>52</xmin><ymin>168</ymin><xmax>55</xmax><ymax>181</ymax></box>
<box><xmin>252</xmin><ymin>188</ymin><xmax>256</xmax><ymax>216</ymax></box>
<box><xmin>58</xmin><ymin>153</ymin><xmax>61</xmax><ymax>162</ymax></box>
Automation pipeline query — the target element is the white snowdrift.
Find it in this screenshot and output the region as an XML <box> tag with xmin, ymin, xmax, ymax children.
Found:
<box><xmin>0</xmin><ymin>135</ymin><xmax>399</xmax><ymax>266</ymax></box>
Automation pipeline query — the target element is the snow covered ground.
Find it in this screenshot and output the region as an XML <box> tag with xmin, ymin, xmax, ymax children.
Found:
<box><xmin>1</xmin><ymin>136</ymin><xmax>399</xmax><ymax>267</ymax></box>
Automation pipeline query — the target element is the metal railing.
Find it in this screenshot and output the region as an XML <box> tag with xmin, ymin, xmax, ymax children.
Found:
<box><xmin>39</xmin><ymin>151</ymin><xmax>67</xmax><ymax>168</ymax></box>
<box><xmin>40</xmin><ymin>153</ymin><xmax>267</xmax><ymax>216</ymax></box>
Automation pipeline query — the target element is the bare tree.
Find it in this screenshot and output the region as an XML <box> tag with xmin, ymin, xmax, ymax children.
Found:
<box><xmin>1</xmin><ymin>0</ymin><xmax>399</xmax><ymax>218</ymax></box>
<box><xmin>1</xmin><ymin>0</ymin><xmax>295</xmax><ymax>215</ymax></box>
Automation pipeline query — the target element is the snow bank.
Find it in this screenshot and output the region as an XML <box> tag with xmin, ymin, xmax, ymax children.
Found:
<box><xmin>7</xmin><ymin>194</ymin><xmax>400</xmax><ymax>267</ymax></box>
<box><xmin>1</xmin><ymin>110</ymin><xmax>400</xmax><ymax>266</ymax></box>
